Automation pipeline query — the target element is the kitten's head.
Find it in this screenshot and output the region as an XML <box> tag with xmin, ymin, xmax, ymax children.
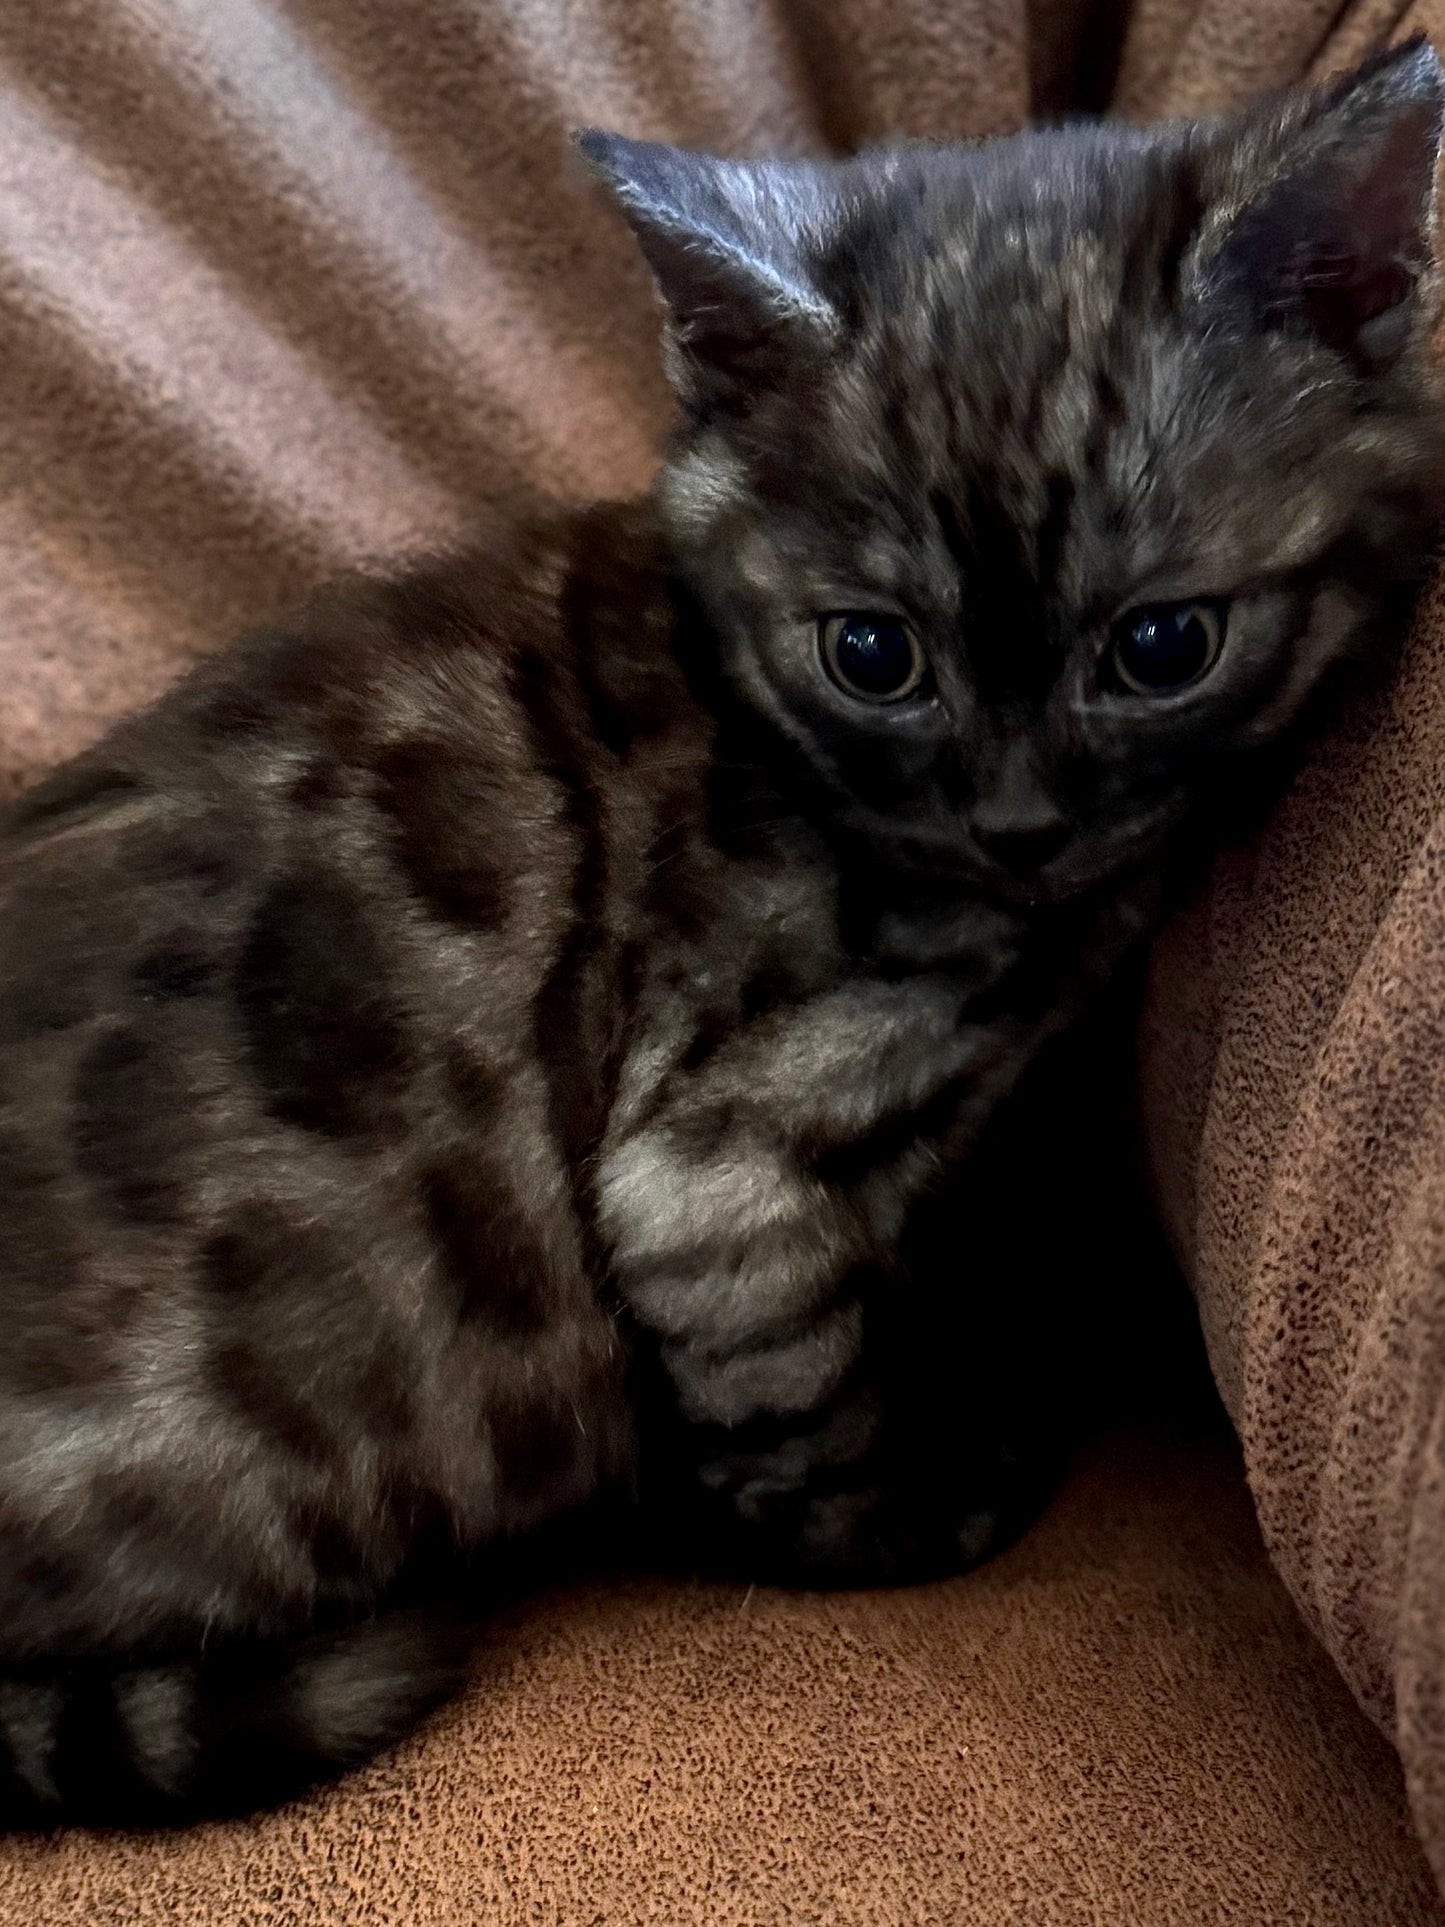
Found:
<box><xmin>581</xmin><ymin>40</ymin><xmax>1445</xmax><ymax>902</ymax></box>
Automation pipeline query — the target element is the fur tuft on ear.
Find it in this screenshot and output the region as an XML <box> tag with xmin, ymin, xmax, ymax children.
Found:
<box><xmin>576</xmin><ymin>131</ymin><xmax>841</xmax><ymax>408</ymax></box>
<box><xmin>1199</xmin><ymin>35</ymin><xmax>1445</xmax><ymax>370</ymax></box>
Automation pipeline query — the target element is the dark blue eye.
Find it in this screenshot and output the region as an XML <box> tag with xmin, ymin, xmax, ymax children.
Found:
<box><xmin>1111</xmin><ymin>601</ymin><xmax>1225</xmax><ymax>694</ymax></box>
<box><xmin>820</xmin><ymin>614</ymin><xmax>925</xmax><ymax>703</ymax></box>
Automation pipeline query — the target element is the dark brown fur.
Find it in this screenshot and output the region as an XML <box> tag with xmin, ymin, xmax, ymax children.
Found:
<box><xmin>0</xmin><ymin>44</ymin><xmax>1441</xmax><ymax>1821</ymax></box>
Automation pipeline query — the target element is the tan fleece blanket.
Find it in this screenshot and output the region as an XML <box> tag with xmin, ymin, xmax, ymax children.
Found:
<box><xmin>0</xmin><ymin>0</ymin><xmax>1443</xmax><ymax>1917</ymax></box>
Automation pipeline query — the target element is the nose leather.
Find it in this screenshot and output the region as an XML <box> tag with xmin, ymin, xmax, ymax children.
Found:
<box><xmin>972</xmin><ymin>816</ymin><xmax>1070</xmax><ymax>871</ymax></box>
<box><xmin>971</xmin><ymin>741</ymin><xmax>1069</xmax><ymax>873</ymax></box>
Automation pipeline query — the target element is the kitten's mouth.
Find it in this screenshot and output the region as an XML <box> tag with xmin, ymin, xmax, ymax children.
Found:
<box><xmin>974</xmin><ymin>867</ymin><xmax>1098</xmax><ymax>910</ymax></box>
<box><xmin>974</xmin><ymin>810</ymin><xmax>1182</xmax><ymax>908</ymax></box>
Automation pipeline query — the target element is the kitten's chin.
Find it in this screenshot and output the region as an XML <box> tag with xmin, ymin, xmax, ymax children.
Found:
<box><xmin>975</xmin><ymin>821</ymin><xmax>1181</xmax><ymax>910</ymax></box>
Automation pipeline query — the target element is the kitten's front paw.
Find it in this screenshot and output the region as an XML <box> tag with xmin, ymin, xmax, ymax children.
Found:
<box><xmin>725</xmin><ymin>1459</ymin><xmax>1050</xmax><ymax>1589</ymax></box>
<box><xmin>661</xmin><ymin>1408</ymin><xmax>1060</xmax><ymax>1590</ymax></box>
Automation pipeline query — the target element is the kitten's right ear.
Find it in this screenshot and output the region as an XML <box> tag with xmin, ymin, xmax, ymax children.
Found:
<box><xmin>1197</xmin><ymin>36</ymin><xmax>1445</xmax><ymax>371</ymax></box>
<box><xmin>576</xmin><ymin>131</ymin><xmax>841</xmax><ymax>408</ymax></box>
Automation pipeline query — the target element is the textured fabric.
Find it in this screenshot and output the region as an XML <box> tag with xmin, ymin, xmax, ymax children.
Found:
<box><xmin>1141</xmin><ymin>444</ymin><xmax>1445</xmax><ymax>1885</ymax></box>
<box><xmin>4</xmin><ymin>1434</ymin><xmax>1441</xmax><ymax>1927</ymax></box>
<box><xmin>1134</xmin><ymin>0</ymin><xmax>1445</xmax><ymax>1895</ymax></box>
<box><xmin>0</xmin><ymin>0</ymin><xmax>1443</xmax><ymax>1915</ymax></box>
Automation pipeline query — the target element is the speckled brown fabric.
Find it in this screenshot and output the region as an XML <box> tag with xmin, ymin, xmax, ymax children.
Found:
<box><xmin>1140</xmin><ymin>314</ymin><xmax>1445</xmax><ymax>1900</ymax></box>
<box><xmin>3</xmin><ymin>1435</ymin><xmax>1440</xmax><ymax>1927</ymax></box>
<box><xmin>1</xmin><ymin>0</ymin><xmax>1444</xmax><ymax>1916</ymax></box>
<box><xmin>1135</xmin><ymin>6</ymin><xmax>1445</xmax><ymax>1895</ymax></box>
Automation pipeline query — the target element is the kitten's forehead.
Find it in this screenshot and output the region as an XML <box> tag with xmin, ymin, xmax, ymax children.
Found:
<box><xmin>840</xmin><ymin>126</ymin><xmax>1184</xmax><ymax>289</ymax></box>
<box><xmin>838</xmin><ymin>128</ymin><xmax>1189</xmax><ymax>387</ymax></box>
<box><xmin>813</xmin><ymin>155</ymin><xmax>1170</xmax><ymax>609</ymax></box>
<box><xmin>799</xmin><ymin>127</ymin><xmax>1341</xmax><ymax>613</ymax></box>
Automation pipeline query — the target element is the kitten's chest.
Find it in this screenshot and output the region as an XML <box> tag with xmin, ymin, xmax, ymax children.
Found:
<box><xmin>594</xmin><ymin>855</ymin><xmax>1047</xmax><ymax>1336</ymax></box>
<box><xmin>607</xmin><ymin>845</ymin><xmax>1034</xmax><ymax>1171</ymax></box>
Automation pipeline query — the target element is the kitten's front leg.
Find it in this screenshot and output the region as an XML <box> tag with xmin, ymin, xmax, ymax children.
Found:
<box><xmin>600</xmin><ymin>980</ymin><xmax>1051</xmax><ymax>1584</ymax></box>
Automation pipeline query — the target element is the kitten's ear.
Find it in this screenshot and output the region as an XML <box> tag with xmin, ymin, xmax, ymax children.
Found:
<box><xmin>1199</xmin><ymin>36</ymin><xmax>1445</xmax><ymax>370</ymax></box>
<box><xmin>576</xmin><ymin>131</ymin><xmax>840</xmax><ymax>406</ymax></box>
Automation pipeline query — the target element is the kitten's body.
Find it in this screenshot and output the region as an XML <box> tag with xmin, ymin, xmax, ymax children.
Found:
<box><xmin>0</xmin><ymin>45</ymin><xmax>1441</xmax><ymax>1820</ymax></box>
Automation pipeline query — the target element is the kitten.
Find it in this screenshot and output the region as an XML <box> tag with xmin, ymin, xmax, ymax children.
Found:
<box><xmin>0</xmin><ymin>41</ymin><xmax>1439</xmax><ymax>1823</ymax></box>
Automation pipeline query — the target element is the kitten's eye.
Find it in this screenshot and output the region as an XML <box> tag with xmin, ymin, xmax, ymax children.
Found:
<box><xmin>1110</xmin><ymin>601</ymin><xmax>1225</xmax><ymax>694</ymax></box>
<box><xmin>819</xmin><ymin>614</ymin><xmax>926</xmax><ymax>703</ymax></box>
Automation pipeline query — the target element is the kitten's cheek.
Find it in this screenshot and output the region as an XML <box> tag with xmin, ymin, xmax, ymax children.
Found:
<box><xmin>1230</xmin><ymin>588</ymin><xmax>1365</xmax><ymax>746</ymax></box>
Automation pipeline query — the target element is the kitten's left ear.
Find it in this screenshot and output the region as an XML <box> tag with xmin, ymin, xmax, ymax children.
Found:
<box><xmin>576</xmin><ymin>131</ymin><xmax>841</xmax><ymax>408</ymax></box>
<box><xmin>1199</xmin><ymin>35</ymin><xmax>1445</xmax><ymax>370</ymax></box>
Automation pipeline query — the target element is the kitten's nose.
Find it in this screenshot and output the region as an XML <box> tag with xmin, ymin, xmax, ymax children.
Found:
<box><xmin>972</xmin><ymin>741</ymin><xmax>1070</xmax><ymax>874</ymax></box>
<box><xmin>972</xmin><ymin>816</ymin><xmax>1070</xmax><ymax>873</ymax></box>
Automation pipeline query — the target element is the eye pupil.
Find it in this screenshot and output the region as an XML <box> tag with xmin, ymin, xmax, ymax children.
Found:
<box><xmin>823</xmin><ymin>615</ymin><xmax>923</xmax><ymax>701</ymax></box>
<box><xmin>1112</xmin><ymin>601</ymin><xmax>1222</xmax><ymax>693</ymax></box>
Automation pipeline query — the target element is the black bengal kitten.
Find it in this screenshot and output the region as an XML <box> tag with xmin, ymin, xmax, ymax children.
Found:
<box><xmin>0</xmin><ymin>41</ymin><xmax>1440</xmax><ymax>1823</ymax></box>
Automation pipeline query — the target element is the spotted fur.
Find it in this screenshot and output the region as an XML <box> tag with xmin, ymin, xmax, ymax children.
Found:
<box><xmin>0</xmin><ymin>44</ymin><xmax>1441</xmax><ymax>1821</ymax></box>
